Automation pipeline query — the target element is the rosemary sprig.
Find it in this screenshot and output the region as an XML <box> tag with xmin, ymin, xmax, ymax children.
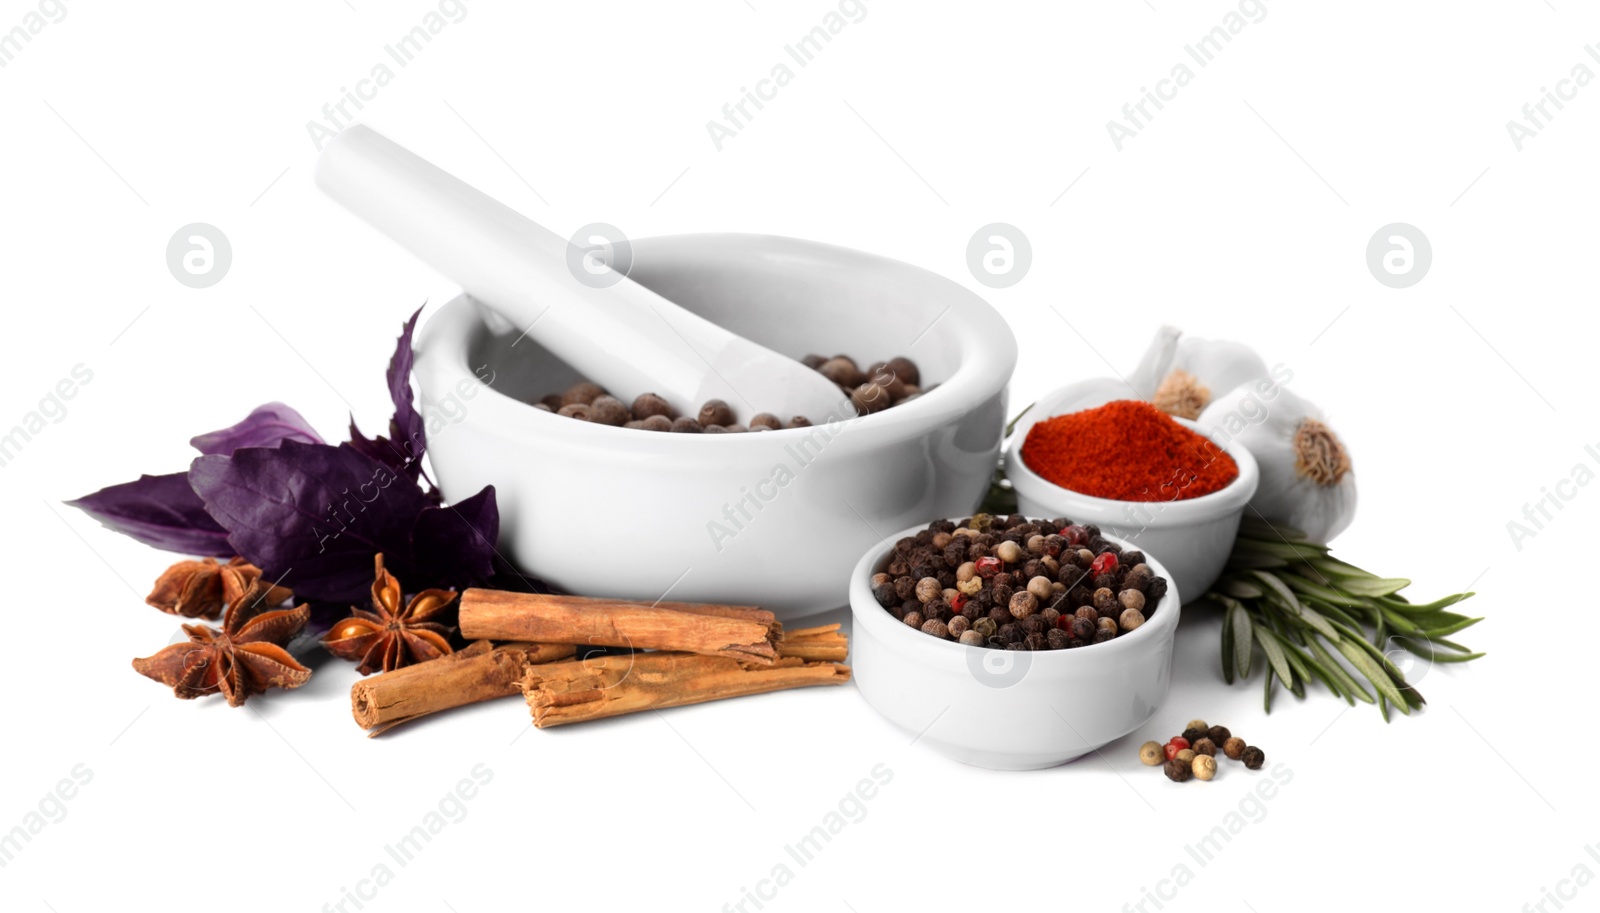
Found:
<box><xmin>1198</xmin><ymin>516</ymin><xmax>1483</xmax><ymax>720</ymax></box>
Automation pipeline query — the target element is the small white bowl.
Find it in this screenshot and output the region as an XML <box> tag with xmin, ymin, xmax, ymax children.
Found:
<box><xmin>1003</xmin><ymin>382</ymin><xmax>1258</xmax><ymax>601</ymax></box>
<box><xmin>413</xmin><ymin>233</ymin><xmax>1017</xmax><ymax>620</ymax></box>
<box><xmin>850</xmin><ymin>524</ymin><xmax>1180</xmax><ymax>770</ymax></box>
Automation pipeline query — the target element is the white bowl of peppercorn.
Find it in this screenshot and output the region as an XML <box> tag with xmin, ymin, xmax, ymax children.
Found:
<box><xmin>413</xmin><ymin>233</ymin><xmax>1017</xmax><ymax>619</ymax></box>
<box><xmin>1004</xmin><ymin>390</ymin><xmax>1259</xmax><ymax>601</ymax></box>
<box><xmin>849</xmin><ymin>517</ymin><xmax>1181</xmax><ymax>770</ymax></box>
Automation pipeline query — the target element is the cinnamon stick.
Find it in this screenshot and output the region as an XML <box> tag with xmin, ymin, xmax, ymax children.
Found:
<box><xmin>351</xmin><ymin>640</ymin><xmax>577</xmax><ymax>735</ymax></box>
<box><xmin>459</xmin><ymin>590</ymin><xmax>781</xmax><ymax>664</ymax></box>
<box><xmin>777</xmin><ymin>623</ymin><xmax>850</xmax><ymax>663</ymax></box>
<box><xmin>520</xmin><ymin>651</ymin><xmax>851</xmax><ymax>728</ymax></box>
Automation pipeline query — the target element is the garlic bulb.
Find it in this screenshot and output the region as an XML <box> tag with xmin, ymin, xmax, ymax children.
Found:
<box><xmin>1128</xmin><ymin>326</ymin><xmax>1277</xmax><ymax>420</ymax></box>
<box><xmin>1198</xmin><ymin>386</ymin><xmax>1357</xmax><ymax>544</ymax></box>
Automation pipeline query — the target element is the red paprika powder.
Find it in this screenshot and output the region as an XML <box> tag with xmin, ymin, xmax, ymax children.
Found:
<box><xmin>1020</xmin><ymin>400</ymin><xmax>1238</xmax><ymax>502</ymax></box>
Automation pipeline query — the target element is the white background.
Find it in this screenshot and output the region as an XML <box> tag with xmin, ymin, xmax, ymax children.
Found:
<box><xmin>2</xmin><ymin>1</ymin><xmax>1596</xmax><ymax>911</ymax></box>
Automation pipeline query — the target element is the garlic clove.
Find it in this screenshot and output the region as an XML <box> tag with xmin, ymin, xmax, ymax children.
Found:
<box><xmin>1198</xmin><ymin>386</ymin><xmax>1357</xmax><ymax>544</ymax></box>
<box><xmin>1129</xmin><ymin>326</ymin><xmax>1274</xmax><ymax>419</ymax></box>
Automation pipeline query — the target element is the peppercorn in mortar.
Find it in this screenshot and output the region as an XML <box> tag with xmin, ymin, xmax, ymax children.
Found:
<box><xmin>869</xmin><ymin>514</ymin><xmax>1170</xmax><ymax>650</ymax></box>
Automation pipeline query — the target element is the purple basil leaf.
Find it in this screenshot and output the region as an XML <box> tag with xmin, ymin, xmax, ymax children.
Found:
<box><xmin>387</xmin><ymin>306</ymin><xmax>425</xmax><ymax>463</ymax></box>
<box><xmin>190</xmin><ymin>402</ymin><xmax>324</xmax><ymax>455</ymax></box>
<box><xmin>409</xmin><ymin>485</ymin><xmax>499</xmax><ymax>590</ymax></box>
<box><xmin>188</xmin><ymin>440</ymin><xmax>432</xmax><ymax>604</ymax></box>
<box><xmin>349</xmin><ymin>306</ymin><xmax>428</xmax><ymax>484</ymax></box>
<box><xmin>65</xmin><ymin>472</ymin><xmax>233</xmax><ymax>557</ymax></box>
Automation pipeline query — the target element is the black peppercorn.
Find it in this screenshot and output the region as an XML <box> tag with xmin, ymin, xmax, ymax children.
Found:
<box><xmin>1071</xmin><ymin>616</ymin><xmax>1095</xmax><ymax>641</ymax></box>
<box><xmin>631</xmin><ymin>392</ymin><xmax>674</xmax><ymax>419</ymax></box>
<box><xmin>988</xmin><ymin>605</ymin><xmax>1014</xmax><ymax>626</ymax></box>
<box><xmin>1193</xmin><ymin>738</ymin><xmax>1217</xmax><ymax>757</ymax></box>
<box><xmin>1242</xmin><ymin>746</ymin><xmax>1265</xmax><ymax>770</ymax></box>
<box><xmin>588</xmin><ymin>395</ymin><xmax>631</xmax><ymax>426</ymax></box>
<box><xmin>1182</xmin><ymin>727</ymin><xmax>1207</xmax><ymax>745</ymax></box>
<box><xmin>818</xmin><ymin>356</ymin><xmax>864</xmax><ymax>387</ymax></box>
<box><xmin>872</xmin><ymin>583</ymin><xmax>898</xmax><ymax>608</ymax></box>
<box><xmin>1148</xmin><ymin>577</ymin><xmax>1168</xmax><ymax>602</ymax></box>
<box><xmin>671</xmin><ymin>416</ymin><xmax>704</xmax><ymax>433</ymax></box>
<box><xmin>698</xmin><ymin>399</ymin><xmax>736</xmax><ymax>426</ymax></box>
<box><xmin>561</xmin><ymin>381</ymin><xmax>606</xmax><ymax>406</ymax></box>
<box><xmin>1093</xmin><ymin>622</ymin><xmax>1117</xmax><ymax>644</ymax></box>
<box><xmin>1163</xmin><ymin>758</ymin><xmax>1192</xmax><ymax>782</ymax></box>
<box><xmin>1039</xmin><ymin>606</ymin><xmax>1061</xmax><ymax>628</ymax></box>
<box><xmin>894</xmin><ymin>576</ymin><xmax>916</xmax><ymax>601</ymax></box>
<box><xmin>944</xmin><ymin>542</ymin><xmax>967</xmax><ymax>566</ymax></box>
<box><xmin>1094</xmin><ymin>573</ymin><xmax>1118</xmax><ymax>590</ymax></box>
<box><xmin>1021</xmin><ymin>632</ymin><xmax>1046</xmax><ymax>651</ymax></box>
<box><xmin>960</xmin><ymin>600</ymin><xmax>981</xmax><ymax>623</ymax></box>
<box><xmin>998</xmin><ymin>623</ymin><xmax>1019</xmax><ymax>643</ymax></box>
<box><xmin>1208</xmin><ymin>725</ymin><xmax>1231</xmax><ymax>745</ymax></box>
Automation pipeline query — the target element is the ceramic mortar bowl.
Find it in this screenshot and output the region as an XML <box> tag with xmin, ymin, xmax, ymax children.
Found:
<box><xmin>850</xmin><ymin>524</ymin><xmax>1180</xmax><ymax>770</ymax></box>
<box><xmin>413</xmin><ymin>233</ymin><xmax>1017</xmax><ymax>620</ymax></box>
<box><xmin>1002</xmin><ymin>380</ymin><xmax>1259</xmax><ymax>601</ymax></box>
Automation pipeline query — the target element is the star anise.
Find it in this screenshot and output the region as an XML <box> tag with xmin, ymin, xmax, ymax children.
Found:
<box><xmin>321</xmin><ymin>554</ymin><xmax>456</xmax><ymax>675</ymax></box>
<box><xmin>145</xmin><ymin>556</ymin><xmax>292</xmax><ymax>619</ymax></box>
<box><xmin>133</xmin><ymin>580</ymin><xmax>312</xmax><ymax>707</ymax></box>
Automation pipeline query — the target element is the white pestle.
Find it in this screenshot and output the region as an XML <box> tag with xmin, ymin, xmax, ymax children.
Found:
<box><xmin>315</xmin><ymin>125</ymin><xmax>849</xmax><ymax>423</ymax></box>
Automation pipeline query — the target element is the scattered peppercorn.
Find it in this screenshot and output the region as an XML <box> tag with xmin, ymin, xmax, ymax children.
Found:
<box><xmin>1208</xmin><ymin>725</ymin><xmax>1232</xmax><ymax>745</ymax></box>
<box><xmin>1163</xmin><ymin>758</ymin><xmax>1193</xmax><ymax>782</ymax></box>
<box><xmin>1223</xmin><ymin>737</ymin><xmax>1246</xmax><ymax>761</ymax></box>
<box><xmin>1181</xmin><ymin>726</ymin><xmax>1208</xmax><ymax>745</ymax></box>
<box><xmin>1175</xmin><ymin>748</ymin><xmax>1196</xmax><ymax>764</ymax></box>
<box><xmin>1242</xmin><ymin>746</ymin><xmax>1265</xmax><ymax>770</ymax></box>
<box><xmin>1192</xmin><ymin>738</ymin><xmax>1216</xmax><ymax>757</ymax></box>
<box><xmin>1191</xmin><ymin>754</ymin><xmax>1217</xmax><ymax>781</ymax></box>
<box><xmin>1139</xmin><ymin>741</ymin><xmax>1165</xmax><ymax>766</ymax></box>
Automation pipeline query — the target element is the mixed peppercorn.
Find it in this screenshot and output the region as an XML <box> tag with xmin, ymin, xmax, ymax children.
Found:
<box><xmin>871</xmin><ymin>514</ymin><xmax>1169</xmax><ymax>650</ymax></box>
<box><xmin>535</xmin><ymin>354</ymin><xmax>925</xmax><ymax>431</ymax></box>
<box><xmin>1139</xmin><ymin>719</ymin><xmax>1266</xmax><ymax>783</ymax></box>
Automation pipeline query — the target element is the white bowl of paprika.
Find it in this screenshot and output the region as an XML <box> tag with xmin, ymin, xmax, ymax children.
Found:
<box><xmin>1003</xmin><ymin>390</ymin><xmax>1258</xmax><ymax>601</ymax></box>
